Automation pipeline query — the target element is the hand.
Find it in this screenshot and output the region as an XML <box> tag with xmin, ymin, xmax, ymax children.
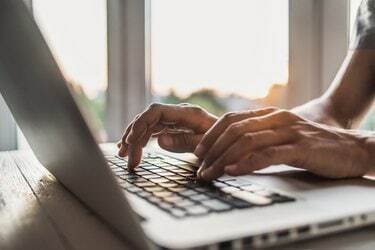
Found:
<box><xmin>118</xmin><ymin>103</ymin><xmax>217</xmax><ymax>170</ymax></box>
<box><xmin>194</xmin><ymin>107</ymin><xmax>370</xmax><ymax>181</ymax></box>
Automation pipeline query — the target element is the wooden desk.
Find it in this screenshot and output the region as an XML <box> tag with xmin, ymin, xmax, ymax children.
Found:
<box><xmin>1</xmin><ymin>151</ymin><xmax>375</xmax><ymax>250</ymax></box>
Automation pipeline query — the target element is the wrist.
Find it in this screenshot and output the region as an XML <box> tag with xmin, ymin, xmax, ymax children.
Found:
<box><xmin>363</xmin><ymin>134</ymin><xmax>375</xmax><ymax>174</ymax></box>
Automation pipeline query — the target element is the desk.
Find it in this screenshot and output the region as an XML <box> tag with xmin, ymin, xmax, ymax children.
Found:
<box><xmin>1</xmin><ymin>150</ymin><xmax>375</xmax><ymax>250</ymax></box>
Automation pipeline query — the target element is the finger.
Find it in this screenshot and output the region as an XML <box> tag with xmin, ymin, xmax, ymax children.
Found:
<box><xmin>194</xmin><ymin>107</ymin><xmax>277</xmax><ymax>158</ymax></box>
<box><xmin>127</xmin><ymin>143</ymin><xmax>143</xmax><ymax>171</ymax></box>
<box><xmin>158</xmin><ymin>133</ymin><xmax>203</xmax><ymax>153</ymax></box>
<box><xmin>118</xmin><ymin>115</ymin><xmax>140</xmax><ymax>157</ymax></box>
<box><xmin>199</xmin><ymin>109</ymin><xmax>299</xmax><ymax>165</ymax></box>
<box><xmin>198</xmin><ymin>128</ymin><xmax>296</xmax><ymax>181</ymax></box>
<box><xmin>224</xmin><ymin>144</ymin><xmax>298</xmax><ymax>176</ymax></box>
<box><xmin>126</xmin><ymin>103</ymin><xmax>216</xmax><ymax>145</ymax></box>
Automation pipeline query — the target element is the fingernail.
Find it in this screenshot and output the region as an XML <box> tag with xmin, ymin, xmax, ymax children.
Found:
<box><xmin>200</xmin><ymin>170</ymin><xmax>207</xmax><ymax>180</ymax></box>
<box><xmin>118</xmin><ymin>145</ymin><xmax>126</xmax><ymax>157</ymax></box>
<box><xmin>197</xmin><ymin>164</ymin><xmax>204</xmax><ymax>178</ymax></box>
<box><xmin>194</xmin><ymin>145</ymin><xmax>205</xmax><ymax>157</ymax></box>
<box><xmin>127</xmin><ymin>162</ymin><xmax>133</xmax><ymax>171</ymax></box>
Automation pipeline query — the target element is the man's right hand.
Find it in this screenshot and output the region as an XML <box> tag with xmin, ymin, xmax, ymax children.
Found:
<box><xmin>117</xmin><ymin>103</ymin><xmax>217</xmax><ymax>170</ymax></box>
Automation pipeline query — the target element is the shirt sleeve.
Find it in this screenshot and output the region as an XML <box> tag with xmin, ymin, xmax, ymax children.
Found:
<box><xmin>350</xmin><ymin>0</ymin><xmax>375</xmax><ymax>49</ymax></box>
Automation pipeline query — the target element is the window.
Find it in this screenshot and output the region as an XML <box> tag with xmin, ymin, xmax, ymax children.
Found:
<box><xmin>350</xmin><ymin>0</ymin><xmax>375</xmax><ymax>130</ymax></box>
<box><xmin>32</xmin><ymin>0</ymin><xmax>108</xmax><ymax>142</ymax></box>
<box><xmin>350</xmin><ymin>0</ymin><xmax>362</xmax><ymax>36</ymax></box>
<box><xmin>151</xmin><ymin>0</ymin><xmax>289</xmax><ymax>116</ymax></box>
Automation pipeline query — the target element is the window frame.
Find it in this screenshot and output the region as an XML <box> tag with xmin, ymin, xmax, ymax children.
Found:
<box><xmin>288</xmin><ymin>0</ymin><xmax>349</xmax><ymax>107</ymax></box>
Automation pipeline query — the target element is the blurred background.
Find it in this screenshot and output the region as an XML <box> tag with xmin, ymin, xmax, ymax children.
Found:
<box><xmin>1</xmin><ymin>0</ymin><xmax>373</xmax><ymax>150</ymax></box>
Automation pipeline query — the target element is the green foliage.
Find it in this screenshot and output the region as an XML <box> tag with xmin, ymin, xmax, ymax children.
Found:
<box><xmin>361</xmin><ymin>109</ymin><xmax>375</xmax><ymax>130</ymax></box>
<box><xmin>160</xmin><ymin>88</ymin><xmax>226</xmax><ymax>116</ymax></box>
<box><xmin>67</xmin><ymin>82</ymin><xmax>106</xmax><ymax>140</ymax></box>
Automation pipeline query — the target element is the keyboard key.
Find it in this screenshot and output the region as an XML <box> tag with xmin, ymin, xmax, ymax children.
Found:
<box><xmin>218</xmin><ymin>176</ymin><xmax>237</xmax><ymax>182</ymax></box>
<box><xmin>169</xmin><ymin>208</ymin><xmax>186</xmax><ymax>218</ymax></box>
<box><xmin>176</xmin><ymin>199</ymin><xmax>195</xmax><ymax>207</ymax></box>
<box><xmin>232</xmin><ymin>191</ymin><xmax>272</xmax><ymax>205</ymax></box>
<box><xmin>144</xmin><ymin>186</ymin><xmax>165</xmax><ymax>193</ymax></box>
<box><xmin>137</xmin><ymin>191</ymin><xmax>152</xmax><ymax>198</ymax></box>
<box><xmin>158</xmin><ymin>172</ymin><xmax>176</xmax><ymax>177</ymax></box>
<box><xmin>221</xmin><ymin>186</ymin><xmax>241</xmax><ymax>194</ymax></box>
<box><xmin>142</xmin><ymin>174</ymin><xmax>161</xmax><ymax>179</ymax></box>
<box><xmin>126</xmin><ymin>186</ymin><xmax>142</xmax><ymax>193</ymax></box>
<box><xmin>150</xmin><ymin>178</ymin><xmax>170</xmax><ymax>183</ymax></box>
<box><xmin>148</xmin><ymin>197</ymin><xmax>162</xmax><ymax>204</ymax></box>
<box><xmin>159</xmin><ymin>202</ymin><xmax>173</xmax><ymax>210</ymax></box>
<box><xmin>168</xmin><ymin>187</ymin><xmax>187</xmax><ymax>192</ymax></box>
<box><xmin>185</xmin><ymin>205</ymin><xmax>209</xmax><ymax>215</ymax></box>
<box><xmin>180</xmin><ymin>190</ymin><xmax>199</xmax><ymax>196</ymax></box>
<box><xmin>141</xmin><ymin>165</ymin><xmax>159</xmax><ymax>170</ymax></box>
<box><xmin>134</xmin><ymin>170</ymin><xmax>149</xmax><ymax>175</ymax></box>
<box><xmin>190</xmin><ymin>194</ymin><xmax>211</xmax><ymax>202</ymax></box>
<box><xmin>161</xmin><ymin>165</ymin><xmax>180</xmax><ymax>171</ymax></box>
<box><xmin>164</xmin><ymin>195</ymin><xmax>183</xmax><ymax>203</ymax></box>
<box><xmin>166</xmin><ymin>175</ymin><xmax>185</xmax><ymax>181</ymax></box>
<box><xmin>159</xmin><ymin>182</ymin><xmax>179</xmax><ymax>188</ymax></box>
<box><xmin>135</xmin><ymin>182</ymin><xmax>156</xmax><ymax>188</ymax></box>
<box><xmin>118</xmin><ymin>180</ymin><xmax>134</xmax><ymax>189</ymax></box>
<box><xmin>173</xmin><ymin>169</ymin><xmax>190</xmax><ymax>174</ymax></box>
<box><xmin>241</xmin><ymin>184</ymin><xmax>264</xmax><ymax>192</ymax></box>
<box><xmin>179</xmin><ymin>172</ymin><xmax>195</xmax><ymax>177</ymax></box>
<box><xmin>133</xmin><ymin>178</ymin><xmax>148</xmax><ymax>184</ymax></box>
<box><xmin>150</xmin><ymin>169</ymin><xmax>168</xmax><ymax>174</ymax></box>
<box><xmin>153</xmin><ymin>191</ymin><xmax>173</xmax><ymax>198</ymax></box>
<box><xmin>177</xmin><ymin>164</ymin><xmax>196</xmax><ymax>172</ymax></box>
<box><xmin>175</xmin><ymin>180</ymin><xmax>189</xmax><ymax>185</ymax></box>
<box><xmin>201</xmin><ymin>200</ymin><xmax>231</xmax><ymax>212</ymax></box>
<box><xmin>212</xmin><ymin>181</ymin><xmax>229</xmax><ymax>188</ymax></box>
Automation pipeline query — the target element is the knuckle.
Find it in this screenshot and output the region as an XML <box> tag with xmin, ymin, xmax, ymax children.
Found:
<box><xmin>222</xmin><ymin>112</ymin><xmax>237</xmax><ymax>123</ymax></box>
<box><xmin>248</xmin><ymin>117</ymin><xmax>261</xmax><ymax>126</ymax></box>
<box><xmin>263</xmin><ymin>147</ymin><xmax>277</xmax><ymax>158</ymax></box>
<box><xmin>248</xmin><ymin>154</ymin><xmax>262</xmax><ymax>166</ymax></box>
<box><xmin>148</xmin><ymin>102</ymin><xmax>161</xmax><ymax>110</ymax></box>
<box><xmin>278</xmin><ymin>109</ymin><xmax>290</xmax><ymax>116</ymax></box>
<box><xmin>227</xmin><ymin>123</ymin><xmax>243</xmax><ymax>137</ymax></box>
<box><xmin>189</xmin><ymin>105</ymin><xmax>203</xmax><ymax>114</ymax></box>
<box><xmin>242</xmin><ymin>133</ymin><xmax>254</xmax><ymax>144</ymax></box>
<box><xmin>264</xmin><ymin>106</ymin><xmax>278</xmax><ymax>112</ymax></box>
<box><xmin>278</xmin><ymin>109</ymin><xmax>299</xmax><ymax>122</ymax></box>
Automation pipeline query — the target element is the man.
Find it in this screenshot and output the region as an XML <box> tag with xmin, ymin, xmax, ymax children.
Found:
<box><xmin>118</xmin><ymin>0</ymin><xmax>375</xmax><ymax>181</ymax></box>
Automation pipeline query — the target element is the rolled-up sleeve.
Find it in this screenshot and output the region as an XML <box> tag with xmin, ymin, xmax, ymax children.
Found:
<box><xmin>351</xmin><ymin>0</ymin><xmax>375</xmax><ymax>49</ymax></box>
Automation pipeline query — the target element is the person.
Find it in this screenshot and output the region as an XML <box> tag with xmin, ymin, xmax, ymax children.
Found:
<box><xmin>117</xmin><ymin>0</ymin><xmax>375</xmax><ymax>181</ymax></box>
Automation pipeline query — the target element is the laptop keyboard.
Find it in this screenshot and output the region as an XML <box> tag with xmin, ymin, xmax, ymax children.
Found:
<box><xmin>105</xmin><ymin>153</ymin><xmax>295</xmax><ymax>218</ymax></box>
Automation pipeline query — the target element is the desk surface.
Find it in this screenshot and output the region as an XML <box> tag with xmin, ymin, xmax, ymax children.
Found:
<box><xmin>1</xmin><ymin>150</ymin><xmax>375</xmax><ymax>250</ymax></box>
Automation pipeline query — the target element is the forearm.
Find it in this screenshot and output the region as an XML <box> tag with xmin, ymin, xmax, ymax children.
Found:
<box><xmin>292</xmin><ymin>50</ymin><xmax>375</xmax><ymax>129</ymax></box>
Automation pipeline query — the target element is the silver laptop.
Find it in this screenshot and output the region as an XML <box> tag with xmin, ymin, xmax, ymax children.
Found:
<box><xmin>2</xmin><ymin>1</ymin><xmax>375</xmax><ymax>249</ymax></box>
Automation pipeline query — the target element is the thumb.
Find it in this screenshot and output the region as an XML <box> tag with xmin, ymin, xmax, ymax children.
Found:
<box><xmin>157</xmin><ymin>133</ymin><xmax>203</xmax><ymax>153</ymax></box>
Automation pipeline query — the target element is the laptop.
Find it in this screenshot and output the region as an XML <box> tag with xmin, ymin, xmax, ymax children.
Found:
<box><xmin>2</xmin><ymin>1</ymin><xmax>375</xmax><ymax>249</ymax></box>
